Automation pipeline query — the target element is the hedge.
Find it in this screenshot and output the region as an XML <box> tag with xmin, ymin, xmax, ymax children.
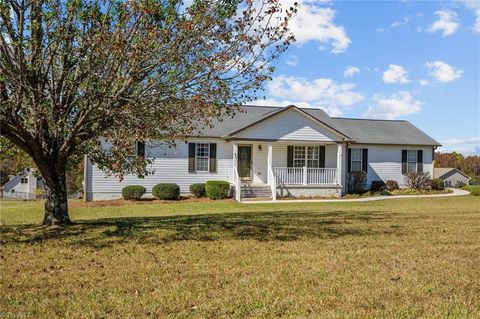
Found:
<box><xmin>205</xmin><ymin>181</ymin><xmax>230</xmax><ymax>199</ymax></box>
<box><xmin>430</xmin><ymin>178</ymin><xmax>445</xmax><ymax>190</ymax></box>
<box><xmin>152</xmin><ymin>183</ymin><xmax>180</xmax><ymax>200</ymax></box>
<box><xmin>385</xmin><ymin>180</ymin><xmax>399</xmax><ymax>191</ymax></box>
<box><xmin>189</xmin><ymin>183</ymin><xmax>206</xmax><ymax>198</ymax></box>
<box><xmin>122</xmin><ymin>185</ymin><xmax>146</xmax><ymax>200</ymax></box>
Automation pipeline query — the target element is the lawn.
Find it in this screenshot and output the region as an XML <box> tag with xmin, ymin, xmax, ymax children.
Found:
<box><xmin>1</xmin><ymin>197</ymin><xmax>479</xmax><ymax>318</ymax></box>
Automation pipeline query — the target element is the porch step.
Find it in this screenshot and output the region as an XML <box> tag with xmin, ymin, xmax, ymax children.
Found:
<box><xmin>240</xmin><ymin>184</ymin><xmax>272</xmax><ymax>198</ymax></box>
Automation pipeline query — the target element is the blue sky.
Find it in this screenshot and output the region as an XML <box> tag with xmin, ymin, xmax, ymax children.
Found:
<box><xmin>253</xmin><ymin>0</ymin><xmax>480</xmax><ymax>155</ymax></box>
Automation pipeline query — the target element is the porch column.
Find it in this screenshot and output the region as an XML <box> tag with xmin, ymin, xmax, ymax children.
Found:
<box><xmin>233</xmin><ymin>142</ymin><xmax>238</xmax><ymax>173</ymax></box>
<box><xmin>337</xmin><ymin>142</ymin><xmax>347</xmax><ymax>194</ymax></box>
<box><xmin>267</xmin><ymin>142</ymin><xmax>273</xmax><ymax>185</ymax></box>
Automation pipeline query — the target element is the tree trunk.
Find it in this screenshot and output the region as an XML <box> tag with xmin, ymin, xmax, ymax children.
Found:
<box><xmin>43</xmin><ymin>169</ymin><xmax>71</xmax><ymax>226</ymax></box>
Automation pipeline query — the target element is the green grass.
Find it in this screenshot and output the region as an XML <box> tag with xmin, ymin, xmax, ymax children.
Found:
<box><xmin>464</xmin><ymin>185</ymin><xmax>480</xmax><ymax>196</ymax></box>
<box><xmin>1</xmin><ymin>197</ymin><xmax>480</xmax><ymax>318</ymax></box>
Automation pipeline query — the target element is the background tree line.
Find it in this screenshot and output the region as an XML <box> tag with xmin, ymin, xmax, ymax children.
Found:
<box><xmin>435</xmin><ymin>151</ymin><xmax>480</xmax><ymax>180</ymax></box>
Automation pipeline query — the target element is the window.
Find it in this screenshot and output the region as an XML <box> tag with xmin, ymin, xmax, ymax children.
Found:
<box><xmin>407</xmin><ymin>150</ymin><xmax>417</xmax><ymax>173</ymax></box>
<box><xmin>351</xmin><ymin>149</ymin><xmax>362</xmax><ymax>172</ymax></box>
<box><xmin>195</xmin><ymin>143</ymin><xmax>210</xmax><ymax>172</ymax></box>
<box><xmin>135</xmin><ymin>141</ymin><xmax>145</xmax><ymax>158</ymax></box>
<box><xmin>293</xmin><ymin>146</ymin><xmax>319</xmax><ymax>168</ymax></box>
<box><xmin>20</xmin><ymin>177</ymin><xmax>28</xmax><ymax>184</ymax></box>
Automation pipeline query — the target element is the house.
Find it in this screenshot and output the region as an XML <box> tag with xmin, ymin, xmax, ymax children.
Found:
<box><xmin>433</xmin><ymin>167</ymin><xmax>470</xmax><ymax>187</ymax></box>
<box><xmin>1</xmin><ymin>169</ymin><xmax>45</xmax><ymax>199</ymax></box>
<box><xmin>84</xmin><ymin>105</ymin><xmax>441</xmax><ymax>201</ymax></box>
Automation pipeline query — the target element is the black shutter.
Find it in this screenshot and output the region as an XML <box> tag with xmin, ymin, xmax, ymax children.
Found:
<box><xmin>417</xmin><ymin>150</ymin><xmax>423</xmax><ymax>173</ymax></box>
<box><xmin>188</xmin><ymin>143</ymin><xmax>195</xmax><ymax>173</ymax></box>
<box><xmin>209</xmin><ymin>143</ymin><xmax>217</xmax><ymax>173</ymax></box>
<box><xmin>362</xmin><ymin>148</ymin><xmax>368</xmax><ymax>173</ymax></box>
<box><xmin>402</xmin><ymin>150</ymin><xmax>407</xmax><ymax>175</ymax></box>
<box><xmin>136</xmin><ymin>141</ymin><xmax>145</xmax><ymax>158</ymax></box>
<box><xmin>319</xmin><ymin>146</ymin><xmax>325</xmax><ymax>168</ymax></box>
<box><xmin>347</xmin><ymin>148</ymin><xmax>352</xmax><ymax>173</ymax></box>
<box><xmin>287</xmin><ymin>146</ymin><xmax>293</xmax><ymax>167</ymax></box>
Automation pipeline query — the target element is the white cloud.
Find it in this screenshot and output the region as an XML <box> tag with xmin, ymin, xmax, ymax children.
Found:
<box><xmin>377</xmin><ymin>15</ymin><xmax>412</xmax><ymax>32</ymax></box>
<box><xmin>441</xmin><ymin>137</ymin><xmax>480</xmax><ymax>145</ymax></box>
<box><xmin>363</xmin><ymin>91</ymin><xmax>423</xmax><ymax>119</ymax></box>
<box><xmin>286</xmin><ymin>55</ymin><xmax>299</xmax><ymax>66</ymax></box>
<box><xmin>419</xmin><ymin>79</ymin><xmax>429</xmax><ymax>86</ymax></box>
<box><xmin>425</xmin><ymin>61</ymin><xmax>463</xmax><ymax>82</ymax></box>
<box><xmin>254</xmin><ymin>75</ymin><xmax>365</xmax><ymax>117</ymax></box>
<box><xmin>344</xmin><ymin>66</ymin><xmax>360</xmax><ymax>77</ymax></box>
<box><xmin>251</xmin><ymin>98</ymin><xmax>344</xmax><ymax>117</ymax></box>
<box><xmin>267</xmin><ymin>75</ymin><xmax>364</xmax><ymax>107</ymax></box>
<box><xmin>427</xmin><ymin>10</ymin><xmax>459</xmax><ymax>37</ymax></box>
<box><xmin>475</xmin><ymin>9</ymin><xmax>480</xmax><ymax>32</ymax></box>
<box><xmin>287</xmin><ymin>1</ymin><xmax>351</xmax><ymax>53</ymax></box>
<box><xmin>382</xmin><ymin>64</ymin><xmax>410</xmax><ymax>84</ymax></box>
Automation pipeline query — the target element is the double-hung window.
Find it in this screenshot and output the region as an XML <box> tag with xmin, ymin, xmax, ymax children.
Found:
<box><xmin>20</xmin><ymin>177</ymin><xmax>28</xmax><ymax>184</ymax></box>
<box><xmin>293</xmin><ymin>146</ymin><xmax>319</xmax><ymax>168</ymax></box>
<box><xmin>407</xmin><ymin>150</ymin><xmax>417</xmax><ymax>173</ymax></box>
<box><xmin>195</xmin><ymin>143</ymin><xmax>210</xmax><ymax>172</ymax></box>
<box><xmin>351</xmin><ymin>149</ymin><xmax>363</xmax><ymax>172</ymax></box>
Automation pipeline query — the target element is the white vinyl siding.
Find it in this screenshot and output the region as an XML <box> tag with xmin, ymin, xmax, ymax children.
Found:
<box><xmin>195</xmin><ymin>143</ymin><xmax>210</xmax><ymax>172</ymax></box>
<box><xmin>234</xmin><ymin>108</ymin><xmax>342</xmax><ymax>142</ymax></box>
<box><xmin>353</xmin><ymin>145</ymin><xmax>434</xmax><ymax>188</ymax></box>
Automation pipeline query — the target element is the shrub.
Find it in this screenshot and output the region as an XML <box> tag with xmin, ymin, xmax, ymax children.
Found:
<box><xmin>347</xmin><ymin>171</ymin><xmax>367</xmax><ymax>194</ymax></box>
<box><xmin>430</xmin><ymin>178</ymin><xmax>445</xmax><ymax>190</ymax></box>
<box><xmin>122</xmin><ymin>185</ymin><xmax>146</xmax><ymax>200</ymax></box>
<box><xmin>455</xmin><ymin>181</ymin><xmax>466</xmax><ymax>188</ymax></box>
<box><xmin>152</xmin><ymin>183</ymin><xmax>180</xmax><ymax>200</ymax></box>
<box><xmin>385</xmin><ymin>180</ymin><xmax>399</xmax><ymax>191</ymax></box>
<box><xmin>370</xmin><ymin>180</ymin><xmax>385</xmax><ymax>193</ymax></box>
<box><xmin>404</xmin><ymin>172</ymin><xmax>431</xmax><ymax>190</ymax></box>
<box><xmin>189</xmin><ymin>183</ymin><xmax>206</xmax><ymax>198</ymax></box>
<box><xmin>205</xmin><ymin>181</ymin><xmax>231</xmax><ymax>199</ymax></box>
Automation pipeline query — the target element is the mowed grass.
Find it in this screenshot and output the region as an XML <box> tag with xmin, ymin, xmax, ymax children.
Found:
<box><xmin>1</xmin><ymin>196</ymin><xmax>479</xmax><ymax>318</ymax></box>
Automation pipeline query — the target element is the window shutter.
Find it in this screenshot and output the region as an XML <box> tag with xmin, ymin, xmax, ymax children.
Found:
<box><xmin>136</xmin><ymin>141</ymin><xmax>145</xmax><ymax>158</ymax></box>
<box><xmin>347</xmin><ymin>148</ymin><xmax>352</xmax><ymax>173</ymax></box>
<box><xmin>319</xmin><ymin>146</ymin><xmax>325</xmax><ymax>168</ymax></box>
<box><xmin>362</xmin><ymin>148</ymin><xmax>368</xmax><ymax>173</ymax></box>
<box><xmin>188</xmin><ymin>143</ymin><xmax>195</xmax><ymax>173</ymax></box>
<box><xmin>287</xmin><ymin>146</ymin><xmax>293</xmax><ymax>167</ymax></box>
<box><xmin>209</xmin><ymin>143</ymin><xmax>217</xmax><ymax>173</ymax></box>
<box><xmin>417</xmin><ymin>150</ymin><xmax>423</xmax><ymax>173</ymax></box>
<box><xmin>401</xmin><ymin>150</ymin><xmax>407</xmax><ymax>175</ymax></box>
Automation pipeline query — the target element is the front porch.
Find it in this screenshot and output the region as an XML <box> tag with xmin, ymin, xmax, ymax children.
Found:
<box><xmin>231</xmin><ymin>141</ymin><xmax>346</xmax><ymax>201</ymax></box>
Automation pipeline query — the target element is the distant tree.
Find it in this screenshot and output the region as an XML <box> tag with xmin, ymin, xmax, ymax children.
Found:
<box><xmin>0</xmin><ymin>136</ymin><xmax>34</xmax><ymax>178</ymax></box>
<box><xmin>0</xmin><ymin>0</ymin><xmax>297</xmax><ymax>225</ymax></box>
<box><xmin>435</xmin><ymin>151</ymin><xmax>480</xmax><ymax>178</ymax></box>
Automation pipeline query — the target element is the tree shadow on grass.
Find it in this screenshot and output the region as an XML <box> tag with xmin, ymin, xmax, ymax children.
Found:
<box><xmin>1</xmin><ymin>210</ymin><xmax>403</xmax><ymax>248</ymax></box>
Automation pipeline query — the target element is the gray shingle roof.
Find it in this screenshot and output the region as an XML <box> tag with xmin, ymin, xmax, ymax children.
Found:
<box><xmin>194</xmin><ymin>105</ymin><xmax>441</xmax><ymax>146</ymax></box>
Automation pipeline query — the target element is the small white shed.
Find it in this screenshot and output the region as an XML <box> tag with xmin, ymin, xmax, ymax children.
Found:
<box><xmin>433</xmin><ymin>167</ymin><xmax>471</xmax><ymax>187</ymax></box>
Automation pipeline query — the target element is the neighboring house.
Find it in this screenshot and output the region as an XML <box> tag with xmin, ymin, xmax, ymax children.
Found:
<box><xmin>1</xmin><ymin>169</ymin><xmax>45</xmax><ymax>199</ymax></box>
<box><xmin>84</xmin><ymin>105</ymin><xmax>441</xmax><ymax>201</ymax></box>
<box><xmin>433</xmin><ymin>167</ymin><xmax>470</xmax><ymax>187</ymax></box>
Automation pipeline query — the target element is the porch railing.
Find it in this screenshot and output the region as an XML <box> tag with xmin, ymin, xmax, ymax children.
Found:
<box><xmin>274</xmin><ymin>167</ymin><xmax>338</xmax><ymax>185</ymax></box>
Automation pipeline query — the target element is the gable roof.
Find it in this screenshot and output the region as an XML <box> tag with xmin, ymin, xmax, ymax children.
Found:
<box><xmin>225</xmin><ymin>105</ymin><xmax>351</xmax><ymax>140</ymax></box>
<box><xmin>194</xmin><ymin>105</ymin><xmax>441</xmax><ymax>146</ymax></box>
<box><xmin>434</xmin><ymin>167</ymin><xmax>471</xmax><ymax>179</ymax></box>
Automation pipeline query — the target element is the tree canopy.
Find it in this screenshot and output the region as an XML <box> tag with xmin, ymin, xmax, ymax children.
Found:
<box><xmin>0</xmin><ymin>0</ymin><xmax>296</xmax><ymax>224</ymax></box>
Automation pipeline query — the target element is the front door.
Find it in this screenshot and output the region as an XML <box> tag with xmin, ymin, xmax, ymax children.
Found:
<box><xmin>238</xmin><ymin>145</ymin><xmax>252</xmax><ymax>180</ymax></box>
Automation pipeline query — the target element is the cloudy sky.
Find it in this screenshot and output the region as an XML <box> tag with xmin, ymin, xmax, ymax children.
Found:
<box><xmin>252</xmin><ymin>0</ymin><xmax>480</xmax><ymax>155</ymax></box>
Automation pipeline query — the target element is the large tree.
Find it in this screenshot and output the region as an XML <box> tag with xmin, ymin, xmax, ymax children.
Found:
<box><xmin>0</xmin><ymin>0</ymin><xmax>296</xmax><ymax>225</ymax></box>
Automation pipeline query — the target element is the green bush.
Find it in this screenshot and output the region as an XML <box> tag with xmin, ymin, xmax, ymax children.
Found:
<box><xmin>463</xmin><ymin>185</ymin><xmax>480</xmax><ymax>196</ymax></box>
<box><xmin>205</xmin><ymin>181</ymin><xmax>231</xmax><ymax>199</ymax></box>
<box><xmin>152</xmin><ymin>183</ymin><xmax>180</xmax><ymax>200</ymax></box>
<box><xmin>430</xmin><ymin>178</ymin><xmax>445</xmax><ymax>190</ymax></box>
<box><xmin>455</xmin><ymin>181</ymin><xmax>466</xmax><ymax>188</ymax></box>
<box><xmin>122</xmin><ymin>185</ymin><xmax>146</xmax><ymax>200</ymax></box>
<box><xmin>189</xmin><ymin>183</ymin><xmax>206</xmax><ymax>198</ymax></box>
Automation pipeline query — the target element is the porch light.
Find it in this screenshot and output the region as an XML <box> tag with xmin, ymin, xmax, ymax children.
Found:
<box><xmin>258</xmin><ymin>145</ymin><xmax>262</xmax><ymax>151</ymax></box>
